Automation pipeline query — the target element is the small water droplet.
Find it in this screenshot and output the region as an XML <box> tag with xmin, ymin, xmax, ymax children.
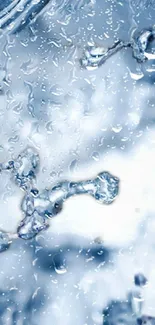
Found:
<box><xmin>112</xmin><ymin>125</ymin><xmax>122</xmax><ymax>133</ymax></box>
<box><xmin>46</xmin><ymin>121</ymin><xmax>53</xmax><ymax>134</ymax></box>
<box><xmin>129</xmin><ymin>71</ymin><xmax>144</xmax><ymax>80</ymax></box>
<box><xmin>54</xmin><ymin>266</ymin><xmax>67</xmax><ymax>275</ymax></box>
<box><xmin>92</xmin><ymin>151</ymin><xmax>99</xmax><ymax>161</ymax></box>
<box><xmin>69</xmin><ymin>159</ymin><xmax>78</xmax><ymax>172</ymax></box>
<box><xmin>50</xmin><ymin>171</ymin><xmax>56</xmax><ymax>178</ymax></box>
<box><xmin>53</xmin><ymin>255</ymin><xmax>67</xmax><ymax>275</ymax></box>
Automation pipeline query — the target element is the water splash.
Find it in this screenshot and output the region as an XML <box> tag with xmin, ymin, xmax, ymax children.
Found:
<box><xmin>80</xmin><ymin>40</ymin><xmax>131</xmax><ymax>70</ymax></box>
<box><xmin>80</xmin><ymin>26</ymin><xmax>155</xmax><ymax>70</ymax></box>
<box><xmin>131</xmin><ymin>27</ymin><xmax>155</xmax><ymax>63</ymax></box>
<box><xmin>17</xmin><ymin>211</ymin><xmax>49</xmax><ymax>240</ymax></box>
<box><xmin>0</xmin><ymin>147</ymin><xmax>120</xmax><ymax>245</ymax></box>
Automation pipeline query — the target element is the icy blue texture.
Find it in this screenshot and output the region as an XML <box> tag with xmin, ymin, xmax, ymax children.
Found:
<box><xmin>93</xmin><ymin>172</ymin><xmax>119</xmax><ymax>204</ymax></box>
<box><xmin>0</xmin><ymin>231</ymin><xmax>11</xmax><ymax>252</ymax></box>
<box><xmin>0</xmin><ymin>0</ymin><xmax>154</xmax><ymax>325</ymax></box>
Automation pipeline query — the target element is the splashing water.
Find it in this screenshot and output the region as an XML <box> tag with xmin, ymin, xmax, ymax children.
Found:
<box><xmin>80</xmin><ymin>26</ymin><xmax>155</xmax><ymax>70</ymax></box>
<box><xmin>0</xmin><ymin>147</ymin><xmax>120</xmax><ymax>247</ymax></box>
<box><xmin>1</xmin><ymin>1</ymin><xmax>155</xmax><ymax>325</ymax></box>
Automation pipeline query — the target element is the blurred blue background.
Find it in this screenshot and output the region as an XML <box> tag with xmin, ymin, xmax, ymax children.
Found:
<box><xmin>0</xmin><ymin>0</ymin><xmax>155</xmax><ymax>324</ymax></box>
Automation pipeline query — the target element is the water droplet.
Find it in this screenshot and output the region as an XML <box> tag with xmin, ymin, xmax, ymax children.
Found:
<box><xmin>92</xmin><ymin>151</ymin><xmax>99</xmax><ymax>161</ymax></box>
<box><xmin>54</xmin><ymin>265</ymin><xmax>67</xmax><ymax>275</ymax></box>
<box><xmin>30</xmin><ymin>188</ymin><xmax>39</xmax><ymax>197</ymax></box>
<box><xmin>53</xmin><ymin>255</ymin><xmax>67</xmax><ymax>275</ymax></box>
<box><xmin>20</xmin><ymin>59</ymin><xmax>38</xmax><ymax>75</ymax></box>
<box><xmin>69</xmin><ymin>159</ymin><xmax>78</xmax><ymax>172</ymax></box>
<box><xmin>92</xmin><ymin>172</ymin><xmax>119</xmax><ymax>204</ymax></box>
<box><xmin>46</xmin><ymin>121</ymin><xmax>53</xmax><ymax>134</ymax></box>
<box><xmin>129</xmin><ymin>71</ymin><xmax>144</xmax><ymax>80</ymax></box>
<box><xmin>50</xmin><ymin>171</ymin><xmax>56</xmax><ymax>178</ymax></box>
<box><xmin>80</xmin><ymin>44</ymin><xmax>107</xmax><ymax>70</ymax></box>
<box><xmin>8</xmin><ymin>135</ymin><xmax>19</xmax><ymax>143</ymax></box>
<box><xmin>112</xmin><ymin>125</ymin><xmax>122</xmax><ymax>133</ymax></box>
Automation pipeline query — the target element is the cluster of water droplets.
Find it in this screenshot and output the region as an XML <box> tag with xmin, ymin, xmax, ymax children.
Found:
<box><xmin>80</xmin><ymin>26</ymin><xmax>155</xmax><ymax>70</ymax></box>
<box><xmin>0</xmin><ymin>146</ymin><xmax>119</xmax><ymax>251</ymax></box>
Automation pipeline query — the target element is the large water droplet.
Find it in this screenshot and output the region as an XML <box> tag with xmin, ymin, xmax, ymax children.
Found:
<box><xmin>92</xmin><ymin>171</ymin><xmax>119</xmax><ymax>204</ymax></box>
<box><xmin>69</xmin><ymin>159</ymin><xmax>78</xmax><ymax>172</ymax></box>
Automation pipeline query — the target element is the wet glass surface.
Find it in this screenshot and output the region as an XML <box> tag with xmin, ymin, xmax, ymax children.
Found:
<box><xmin>0</xmin><ymin>0</ymin><xmax>155</xmax><ymax>324</ymax></box>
